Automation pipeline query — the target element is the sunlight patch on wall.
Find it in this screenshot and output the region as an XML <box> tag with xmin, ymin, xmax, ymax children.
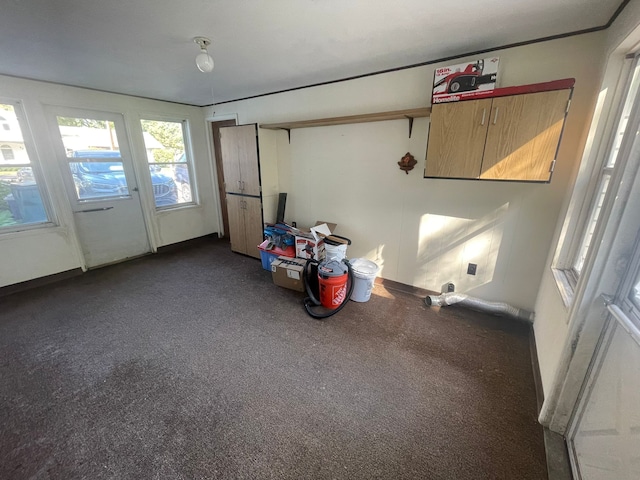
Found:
<box><xmin>414</xmin><ymin>203</ymin><xmax>509</xmax><ymax>293</ymax></box>
<box><xmin>481</xmin><ymin>119</ymin><xmax>565</xmax><ymax>181</ymax></box>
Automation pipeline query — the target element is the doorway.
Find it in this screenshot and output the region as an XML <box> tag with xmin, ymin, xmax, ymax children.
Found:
<box><xmin>48</xmin><ymin>108</ymin><xmax>150</xmax><ymax>268</ymax></box>
<box><xmin>211</xmin><ymin>119</ymin><xmax>237</xmax><ymax>237</ymax></box>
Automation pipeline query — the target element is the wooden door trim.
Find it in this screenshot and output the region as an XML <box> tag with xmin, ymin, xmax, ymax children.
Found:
<box><xmin>211</xmin><ymin>119</ymin><xmax>237</xmax><ymax>237</ymax></box>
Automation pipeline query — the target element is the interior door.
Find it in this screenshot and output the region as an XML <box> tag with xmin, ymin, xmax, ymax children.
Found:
<box><xmin>481</xmin><ymin>89</ymin><xmax>570</xmax><ymax>181</ymax></box>
<box><xmin>49</xmin><ymin>108</ymin><xmax>150</xmax><ymax>268</ymax></box>
<box><xmin>211</xmin><ymin>119</ymin><xmax>237</xmax><ymax>237</ymax></box>
<box><xmin>425</xmin><ymin>98</ymin><xmax>492</xmax><ymax>178</ymax></box>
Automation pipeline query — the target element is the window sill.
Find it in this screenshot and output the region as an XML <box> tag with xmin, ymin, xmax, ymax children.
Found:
<box><xmin>552</xmin><ymin>267</ymin><xmax>575</xmax><ymax>311</ymax></box>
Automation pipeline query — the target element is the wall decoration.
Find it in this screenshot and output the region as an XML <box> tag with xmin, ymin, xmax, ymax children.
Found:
<box><xmin>398</xmin><ymin>152</ymin><xmax>417</xmax><ymax>174</ymax></box>
<box><xmin>432</xmin><ymin>57</ymin><xmax>500</xmax><ymax>104</ymax></box>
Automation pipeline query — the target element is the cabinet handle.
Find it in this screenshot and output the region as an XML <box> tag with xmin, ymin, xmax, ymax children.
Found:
<box><xmin>237</xmin><ymin>180</ymin><xmax>242</xmax><ymax>190</ymax></box>
<box><xmin>481</xmin><ymin>108</ymin><xmax>486</xmax><ymax>126</ymax></box>
<box><xmin>493</xmin><ymin>107</ymin><xmax>499</xmax><ymax>125</ymax></box>
<box><xmin>241</xmin><ymin>180</ymin><xmax>245</xmax><ymax>191</ymax></box>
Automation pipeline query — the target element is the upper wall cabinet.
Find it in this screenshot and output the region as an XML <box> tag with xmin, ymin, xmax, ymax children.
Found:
<box><xmin>425</xmin><ymin>87</ymin><xmax>572</xmax><ymax>182</ymax></box>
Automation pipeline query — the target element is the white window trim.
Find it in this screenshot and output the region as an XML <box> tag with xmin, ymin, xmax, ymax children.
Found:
<box><xmin>552</xmin><ymin>54</ymin><xmax>637</xmax><ymax>309</ymax></box>
<box><xmin>139</xmin><ymin>115</ymin><xmax>198</xmax><ymax>210</ymax></box>
<box><xmin>0</xmin><ymin>98</ymin><xmax>56</xmax><ymax>233</ymax></box>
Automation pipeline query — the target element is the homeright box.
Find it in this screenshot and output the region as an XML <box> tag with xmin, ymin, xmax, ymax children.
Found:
<box><xmin>432</xmin><ymin>57</ymin><xmax>499</xmax><ymax>104</ymax></box>
<box><xmin>292</xmin><ymin>222</ymin><xmax>336</xmax><ymax>261</ymax></box>
<box><xmin>271</xmin><ymin>256</ymin><xmax>307</xmax><ymax>292</ymax></box>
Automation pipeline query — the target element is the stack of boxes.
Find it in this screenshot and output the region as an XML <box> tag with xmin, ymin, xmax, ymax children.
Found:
<box><xmin>261</xmin><ymin>222</ymin><xmax>337</xmax><ymax>292</ymax></box>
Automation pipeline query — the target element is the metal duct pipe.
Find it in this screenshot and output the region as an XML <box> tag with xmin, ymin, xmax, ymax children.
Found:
<box><xmin>425</xmin><ymin>292</ymin><xmax>534</xmax><ymax>323</ymax></box>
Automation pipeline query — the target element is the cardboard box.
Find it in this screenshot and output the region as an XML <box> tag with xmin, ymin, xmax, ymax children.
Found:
<box><xmin>432</xmin><ymin>57</ymin><xmax>499</xmax><ymax>104</ymax></box>
<box><xmin>271</xmin><ymin>256</ymin><xmax>307</xmax><ymax>292</ymax></box>
<box><xmin>292</xmin><ymin>221</ymin><xmax>336</xmax><ymax>261</ymax></box>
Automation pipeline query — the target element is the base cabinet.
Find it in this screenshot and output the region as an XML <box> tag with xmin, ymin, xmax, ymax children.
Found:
<box><xmin>425</xmin><ymin>89</ymin><xmax>571</xmax><ymax>182</ymax></box>
<box><xmin>226</xmin><ymin>195</ymin><xmax>263</xmax><ymax>258</ymax></box>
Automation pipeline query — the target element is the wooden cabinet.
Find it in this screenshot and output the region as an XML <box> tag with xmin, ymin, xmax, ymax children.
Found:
<box><xmin>226</xmin><ymin>195</ymin><xmax>264</xmax><ymax>257</ymax></box>
<box><xmin>220</xmin><ymin>124</ymin><xmax>264</xmax><ymax>259</ymax></box>
<box><xmin>220</xmin><ymin>125</ymin><xmax>261</xmax><ymax>196</ymax></box>
<box><xmin>425</xmin><ymin>89</ymin><xmax>571</xmax><ymax>182</ymax></box>
<box><xmin>425</xmin><ymin>98</ymin><xmax>492</xmax><ymax>178</ymax></box>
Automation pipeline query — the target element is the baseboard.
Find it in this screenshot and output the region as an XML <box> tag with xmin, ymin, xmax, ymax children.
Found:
<box><xmin>529</xmin><ymin>325</ymin><xmax>545</xmax><ymax>414</ymax></box>
<box><xmin>1</xmin><ymin>234</ymin><xmax>221</xmax><ymax>298</ymax></box>
<box><xmin>0</xmin><ymin>268</ymin><xmax>83</xmax><ymax>298</ymax></box>
<box><xmin>156</xmin><ymin>233</ymin><xmax>221</xmax><ymax>254</ymax></box>
<box><xmin>374</xmin><ymin>277</ymin><xmax>438</xmax><ymax>298</ymax></box>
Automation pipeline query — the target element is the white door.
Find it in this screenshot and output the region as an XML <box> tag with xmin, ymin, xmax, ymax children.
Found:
<box><xmin>569</xmin><ymin>315</ymin><xmax>640</xmax><ymax>479</ymax></box>
<box><xmin>49</xmin><ymin>108</ymin><xmax>150</xmax><ymax>268</ymax></box>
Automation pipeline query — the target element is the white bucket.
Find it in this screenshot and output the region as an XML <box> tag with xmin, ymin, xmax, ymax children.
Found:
<box><xmin>325</xmin><ymin>242</ymin><xmax>348</xmax><ymax>262</ymax></box>
<box><xmin>349</xmin><ymin>258</ymin><xmax>379</xmax><ymax>302</ymax></box>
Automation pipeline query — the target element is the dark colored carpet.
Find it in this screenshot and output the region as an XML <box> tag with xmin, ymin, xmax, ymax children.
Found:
<box><xmin>0</xmin><ymin>237</ymin><xmax>547</xmax><ymax>479</ymax></box>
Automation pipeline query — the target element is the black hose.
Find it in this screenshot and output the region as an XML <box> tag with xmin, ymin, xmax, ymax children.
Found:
<box><xmin>303</xmin><ymin>259</ymin><xmax>355</xmax><ymax>320</ymax></box>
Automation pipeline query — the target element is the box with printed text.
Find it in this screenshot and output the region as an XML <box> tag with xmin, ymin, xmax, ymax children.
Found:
<box><xmin>271</xmin><ymin>256</ymin><xmax>307</xmax><ymax>292</ymax></box>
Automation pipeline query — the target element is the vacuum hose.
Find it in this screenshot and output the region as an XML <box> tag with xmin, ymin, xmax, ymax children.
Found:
<box><xmin>425</xmin><ymin>292</ymin><xmax>534</xmax><ymax>322</ymax></box>
<box><xmin>304</xmin><ymin>258</ymin><xmax>355</xmax><ymax>319</ymax></box>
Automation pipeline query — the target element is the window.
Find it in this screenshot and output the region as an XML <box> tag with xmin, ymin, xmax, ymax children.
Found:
<box><xmin>1</xmin><ymin>144</ymin><xmax>14</xmax><ymax>161</ymax></box>
<box><xmin>572</xmin><ymin>59</ymin><xmax>640</xmax><ymax>276</ymax></box>
<box><xmin>56</xmin><ymin>116</ymin><xmax>133</xmax><ymax>202</ymax></box>
<box><xmin>554</xmin><ymin>55</ymin><xmax>640</xmax><ymax>302</ymax></box>
<box><xmin>140</xmin><ymin>118</ymin><xmax>194</xmax><ymax>207</ymax></box>
<box><xmin>0</xmin><ymin>101</ymin><xmax>52</xmax><ymax>230</ymax></box>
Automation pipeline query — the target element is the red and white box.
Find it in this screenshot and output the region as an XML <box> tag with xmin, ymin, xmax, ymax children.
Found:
<box><xmin>432</xmin><ymin>57</ymin><xmax>500</xmax><ymax>104</ymax></box>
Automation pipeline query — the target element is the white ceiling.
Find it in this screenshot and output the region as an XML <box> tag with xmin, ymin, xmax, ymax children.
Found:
<box><xmin>0</xmin><ymin>0</ymin><xmax>623</xmax><ymax>106</ymax></box>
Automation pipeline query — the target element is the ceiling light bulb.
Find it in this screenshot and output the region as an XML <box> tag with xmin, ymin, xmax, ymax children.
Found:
<box><xmin>193</xmin><ymin>37</ymin><xmax>214</xmax><ymax>73</ymax></box>
<box><xmin>196</xmin><ymin>49</ymin><xmax>214</xmax><ymax>72</ymax></box>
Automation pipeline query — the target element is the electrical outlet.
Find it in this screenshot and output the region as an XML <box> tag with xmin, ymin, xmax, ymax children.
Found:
<box><xmin>467</xmin><ymin>263</ymin><xmax>477</xmax><ymax>275</ymax></box>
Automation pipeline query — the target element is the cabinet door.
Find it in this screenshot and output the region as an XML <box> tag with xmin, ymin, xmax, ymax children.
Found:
<box><xmin>243</xmin><ymin>196</ymin><xmax>264</xmax><ymax>259</ymax></box>
<box><xmin>481</xmin><ymin>89</ymin><xmax>570</xmax><ymax>181</ymax></box>
<box><xmin>226</xmin><ymin>194</ymin><xmax>247</xmax><ymax>254</ymax></box>
<box><xmin>425</xmin><ymin>98</ymin><xmax>492</xmax><ymax>178</ymax></box>
<box><xmin>220</xmin><ymin>127</ymin><xmax>243</xmax><ymax>194</ymax></box>
<box><xmin>236</xmin><ymin>125</ymin><xmax>261</xmax><ymax>196</ymax></box>
<box><xmin>220</xmin><ymin>125</ymin><xmax>261</xmax><ymax>196</ymax></box>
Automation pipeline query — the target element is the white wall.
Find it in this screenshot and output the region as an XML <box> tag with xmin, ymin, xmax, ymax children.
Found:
<box><xmin>534</xmin><ymin>1</ymin><xmax>640</xmax><ymax>400</ymax></box>
<box><xmin>0</xmin><ymin>75</ymin><xmax>219</xmax><ymax>288</ymax></box>
<box><xmin>207</xmin><ymin>32</ymin><xmax>605</xmax><ymax>311</ymax></box>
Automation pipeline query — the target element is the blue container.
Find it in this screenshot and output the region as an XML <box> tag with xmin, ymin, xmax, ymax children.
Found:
<box><xmin>258</xmin><ymin>240</ymin><xmax>296</xmax><ymax>271</ymax></box>
<box><xmin>259</xmin><ymin>249</ymin><xmax>280</xmax><ymax>271</ymax></box>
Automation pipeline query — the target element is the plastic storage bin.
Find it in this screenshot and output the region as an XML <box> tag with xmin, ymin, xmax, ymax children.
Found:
<box><xmin>258</xmin><ymin>240</ymin><xmax>295</xmax><ymax>271</ymax></box>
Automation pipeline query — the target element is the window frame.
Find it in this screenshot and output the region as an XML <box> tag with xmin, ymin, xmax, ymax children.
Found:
<box><xmin>552</xmin><ymin>54</ymin><xmax>640</xmax><ymax>307</ymax></box>
<box><xmin>139</xmin><ymin>116</ymin><xmax>197</xmax><ymax>210</ymax></box>
<box><xmin>0</xmin><ymin>98</ymin><xmax>55</xmax><ymax>233</ymax></box>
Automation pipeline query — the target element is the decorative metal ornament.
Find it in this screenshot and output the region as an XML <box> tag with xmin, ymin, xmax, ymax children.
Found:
<box><xmin>398</xmin><ymin>152</ymin><xmax>417</xmax><ymax>174</ymax></box>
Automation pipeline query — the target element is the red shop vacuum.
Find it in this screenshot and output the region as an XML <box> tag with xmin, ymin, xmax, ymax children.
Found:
<box><xmin>303</xmin><ymin>235</ymin><xmax>354</xmax><ymax>319</ymax></box>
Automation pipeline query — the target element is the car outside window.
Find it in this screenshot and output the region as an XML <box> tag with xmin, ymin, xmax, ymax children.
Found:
<box><xmin>140</xmin><ymin>119</ymin><xmax>194</xmax><ymax>207</ymax></box>
<box><xmin>0</xmin><ymin>101</ymin><xmax>52</xmax><ymax>230</ymax></box>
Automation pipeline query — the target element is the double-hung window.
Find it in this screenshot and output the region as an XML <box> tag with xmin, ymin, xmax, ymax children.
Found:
<box><xmin>0</xmin><ymin>100</ymin><xmax>52</xmax><ymax>231</ymax></box>
<box><xmin>573</xmin><ymin>58</ymin><xmax>640</xmax><ymax>277</ymax></box>
<box><xmin>554</xmin><ymin>55</ymin><xmax>640</xmax><ymax>303</ymax></box>
<box><xmin>140</xmin><ymin>118</ymin><xmax>195</xmax><ymax>208</ymax></box>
